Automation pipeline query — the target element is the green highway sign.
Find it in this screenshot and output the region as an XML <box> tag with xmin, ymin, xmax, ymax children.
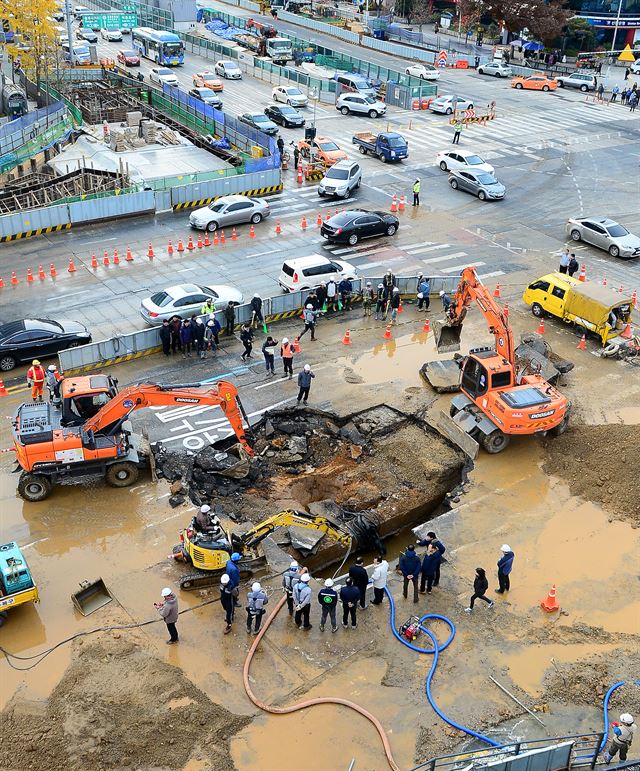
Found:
<box><xmin>82</xmin><ymin>12</ymin><xmax>137</xmax><ymax>30</ymax></box>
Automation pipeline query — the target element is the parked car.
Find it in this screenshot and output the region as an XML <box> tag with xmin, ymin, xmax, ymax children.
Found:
<box><xmin>555</xmin><ymin>72</ymin><xmax>596</xmax><ymax>91</ymax></box>
<box><xmin>511</xmin><ymin>75</ymin><xmax>557</xmax><ymax>91</ymax></box>
<box><xmin>278</xmin><ymin>255</ymin><xmax>358</xmax><ymax>292</ymax></box>
<box><xmin>448</xmin><ymin>169</ymin><xmax>505</xmax><ymax>200</ymax></box>
<box><xmin>214</xmin><ymin>60</ymin><xmax>242</xmax><ymax>79</ymax></box>
<box><xmin>192</xmin><ymin>71</ymin><xmax>223</xmax><ymax>91</ymax></box>
<box><xmin>318</xmin><ymin>160</ymin><xmax>362</xmax><ymax>199</ymax></box>
<box><xmin>477</xmin><ymin>62</ymin><xmax>512</xmax><ymax>77</ymax></box>
<box><xmin>435</xmin><ymin>150</ymin><xmax>494</xmax><ymax>174</ymax></box>
<box><xmin>565</xmin><ymin>217</ymin><xmax>640</xmax><ymax>259</ymax></box>
<box><xmin>630</xmin><ymin>59</ymin><xmax>640</xmax><ymax>75</ymax></box>
<box><xmin>100</xmin><ymin>28</ymin><xmax>122</xmax><ymax>42</ymax></box>
<box><xmin>336</xmin><ymin>92</ymin><xmax>386</xmax><ymax>118</ymax></box>
<box><xmin>429</xmin><ymin>94</ymin><xmax>474</xmax><ymax>114</ymax></box>
<box><xmin>297</xmin><ymin>136</ymin><xmax>347</xmax><ymax>166</ymax></box>
<box><xmin>188</xmin><ymin>87</ymin><xmax>222</xmax><ymax>108</ymax></box>
<box><xmin>272</xmin><ymin>85</ymin><xmax>308</xmax><ymax>107</ymax></box>
<box><xmin>238</xmin><ymin>112</ymin><xmax>279</xmax><ymax>135</ymax></box>
<box><xmin>149</xmin><ymin>67</ymin><xmax>179</xmax><ymax>86</ymax></box>
<box><xmin>405</xmin><ymin>62</ymin><xmax>440</xmax><ymax>80</ymax></box>
<box><xmin>117</xmin><ymin>49</ymin><xmax>140</xmax><ymax>66</ymax></box>
<box><xmin>189</xmin><ymin>194</ymin><xmax>271</xmax><ymax>232</ymax></box>
<box><xmin>140</xmin><ymin>284</ymin><xmax>244</xmax><ymax>325</ymax></box>
<box><xmin>320</xmin><ymin>209</ymin><xmax>399</xmax><ymax>246</ymax></box>
<box><xmin>76</xmin><ymin>28</ymin><xmax>98</xmax><ymax>43</ymax></box>
<box><xmin>264</xmin><ymin>103</ymin><xmax>305</xmax><ymax>127</ymax></box>
<box><xmin>0</xmin><ymin>319</ymin><xmax>91</xmax><ymax>372</ymax></box>
<box><xmin>335</xmin><ymin>73</ymin><xmax>377</xmax><ymax>98</ymax></box>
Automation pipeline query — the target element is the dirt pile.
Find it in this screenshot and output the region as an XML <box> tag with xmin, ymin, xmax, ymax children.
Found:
<box><xmin>0</xmin><ymin>635</ymin><xmax>249</xmax><ymax>771</ymax></box>
<box><xmin>543</xmin><ymin>424</ymin><xmax>640</xmax><ymax>525</ymax></box>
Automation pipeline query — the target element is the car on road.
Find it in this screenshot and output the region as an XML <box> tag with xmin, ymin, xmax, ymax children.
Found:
<box><xmin>435</xmin><ymin>150</ymin><xmax>494</xmax><ymax>174</ymax></box>
<box><xmin>278</xmin><ymin>255</ymin><xmax>358</xmax><ymax>292</ymax></box>
<box><xmin>297</xmin><ymin>136</ymin><xmax>347</xmax><ymax>166</ymax></box>
<box><xmin>188</xmin><ymin>87</ymin><xmax>223</xmax><ymax>108</ymax></box>
<box><xmin>555</xmin><ymin>72</ymin><xmax>596</xmax><ymax>92</ymax></box>
<box><xmin>272</xmin><ymin>85</ymin><xmax>308</xmax><ymax>107</ymax></box>
<box><xmin>565</xmin><ymin>217</ymin><xmax>640</xmax><ymax>259</ymax></box>
<box><xmin>429</xmin><ymin>94</ymin><xmax>474</xmax><ymax>114</ymax></box>
<box><xmin>149</xmin><ymin>67</ymin><xmax>179</xmax><ymax>86</ymax></box>
<box><xmin>192</xmin><ymin>71</ymin><xmax>223</xmax><ymax>91</ymax></box>
<box><xmin>448</xmin><ymin>169</ymin><xmax>506</xmax><ymax>201</ymax></box>
<box><xmin>76</xmin><ymin>28</ymin><xmax>98</xmax><ymax>43</ymax></box>
<box><xmin>477</xmin><ymin>62</ymin><xmax>512</xmax><ymax>78</ymax></box>
<box><xmin>189</xmin><ymin>194</ymin><xmax>271</xmax><ymax>232</ymax></box>
<box><xmin>511</xmin><ymin>75</ymin><xmax>557</xmax><ymax>91</ymax></box>
<box><xmin>318</xmin><ymin>160</ymin><xmax>362</xmax><ymax>199</ymax></box>
<box><xmin>238</xmin><ymin>112</ymin><xmax>279</xmax><ymax>135</ymax></box>
<box><xmin>405</xmin><ymin>62</ymin><xmax>440</xmax><ymax>80</ymax></box>
<box><xmin>320</xmin><ymin>209</ymin><xmax>399</xmax><ymax>246</ymax></box>
<box><xmin>336</xmin><ymin>92</ymin><xmax>386</xmax><ymax>118</ymax></box>
<box><xmin>140</xmin><ymin>284</ymin><xmax>244</xmax><ymax>325</ymax></box>
<box><xmin>117</xmin><ymin>49</ymin><xmax>140</xmax><ymax>66</ymax></box>
<box><xmin>0</xmin><ymin>319</ymin><xmax>91</xmax><ymax>372</ymax></box>
<box><xmin>630</xmin><ymin>59</ymin><xmax>640</xmax><ymax>75</ymax></box>
<box><xmin>264</xmin><ymin>103</ymin><xmax>305</xmax><ymax>127</ymax></box>
<box><xmin>100</xmin><ymin>28</ymin><xmax>122</xmax><ymax>42</ymax></box>
<box><xmin>214</xmin><ymin>60</ymin><xmax>242</xmax><ymax>79</ymax></box>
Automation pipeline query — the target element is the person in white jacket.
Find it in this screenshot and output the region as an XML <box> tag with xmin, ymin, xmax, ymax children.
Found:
<box><xmin>371</xmin><ymin>556</ymin><xmax>389</xmax><ymax>605</ymax></box>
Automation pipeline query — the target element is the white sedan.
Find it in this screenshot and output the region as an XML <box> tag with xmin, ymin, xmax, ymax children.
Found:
<box><xmin>100</xmin><ymin>28</ymin><xmax>122</xmax><ymax>42</ymax></box>
<box><xmin>272</xmin><ymin>85</ymin><xmax>309</xmax><ymax>107</ymax></box>
<box><xmin>435</xmin><ymin>150</ymin><xmax>494</xmax><ymax>174</ymax></box>
<box><xmin>149</xmin><ymin>67</ymin><xmax>179</xmax><ymax>86</ymax></box>
<box><xmin>140</xmin><ymin>283</ymin><xmax>244</xmax><ymax>325</ymax></box>
<box><xmin>405</xmin><ymin>63</ymin><xmax>440</xmax><ymax>80</ymax></box>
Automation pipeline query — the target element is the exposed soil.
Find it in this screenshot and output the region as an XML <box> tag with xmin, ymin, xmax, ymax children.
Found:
<box><xmin>542</xmin><ymin>424</ymin><xmax>640</xmax><ymax>526</ymax></box>
<box><xmin>0</xmin><ymin>633</ymin><xmax>250</xmax><ymax>771</ymax></box>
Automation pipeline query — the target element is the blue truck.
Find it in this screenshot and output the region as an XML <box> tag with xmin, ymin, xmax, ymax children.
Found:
<box><xmin>351</xmin><ymin>131</ymin><xmax>408</xmax><ymax>163</ymax></box>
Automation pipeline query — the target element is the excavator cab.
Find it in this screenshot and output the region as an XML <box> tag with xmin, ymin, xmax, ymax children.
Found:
<box><xmin>60</xmin><ymin>375</ymin><xmax>119</xmax><ymax>427</ymax></box>
<box><xmin>433</xmin><ymin>319</ymin><xmax>463</xmax><ymax>354</ymax></box>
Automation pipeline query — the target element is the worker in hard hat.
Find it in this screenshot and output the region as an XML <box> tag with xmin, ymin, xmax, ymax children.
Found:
<box><xmin>45</xmin><ymin>364</ymin><xmax>63</xmax><ymax>406</ymax></box>
<box><xmin>317</xmin><ymin>577</ymin><xmax>338</xmax><ymax>633</ymax></box>
<box><xmin>26</xmin><ymin>359</ymin><xmax>46</xmax><ymax>402</ymax></box>
<box><xmin>225</xmin><ymin>552</ymin><xmax>242</xmax><ymax>607</ymax></box>
<box><xmin>219</xmin><ymin>574</ymin><xmax>235</xmax><ymax>634</ymax></box>
<box><xmin>192</xmin><ymin>505</ymin><xmax>226</xmax><ymax>544</ymax></box>
<box><xmin>154</xmin><ymin>587</ymin><xmax>179</xmax><ymax>644</ymax></box>
<box><xmin>246</xmin><ymin>581</ymin><xmax>269</xmax><ymax>635</ymax></box>
<box><xmin>282</xmin><ymin>560</ymin><xmax>300</xmax><ymax>615</ymax></box>
<box><xmin>496</xmin><ymin>544</ymin><xmax>515</xmax><ymax>594</ymax></box>
<box><xmin>293</xmin><ymin>572</ymin><xmax>313</xmax><ymax>630</ymax></box>
<box><xmin>604</xmin><ymin>713</ymin><xmax>636</xmax><ymax>763</ymax></box>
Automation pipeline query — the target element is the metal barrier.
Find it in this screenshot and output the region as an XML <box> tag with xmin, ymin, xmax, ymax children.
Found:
<box><xmin>57</xmin><ymin>274</ymin><xmax>460</xmax><ymax>375</ymax></box>
<box><xmin>170</xmin><ymin>168</ymin><xmax>281</xmax><ymax>206</ymax></box>
<box><xmin>277</xmin><ymin>10</ymin><xmax>361</xmax><ymax>44</ymax></box>
<box><xmin>367</xmin><ymin>36</ymin><xmax>437</xmax><ymax>63</ymax></box>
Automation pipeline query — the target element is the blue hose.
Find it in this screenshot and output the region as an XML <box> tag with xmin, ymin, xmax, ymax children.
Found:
<box><xmin>598</xmin><ymin>681</ymin><xmax>626</xmax><ymax>754</ymax></box>
<box><xmin>385</xmin><ymin>586</ymin><xmax>501</xmax><ymax>748</ymax></box>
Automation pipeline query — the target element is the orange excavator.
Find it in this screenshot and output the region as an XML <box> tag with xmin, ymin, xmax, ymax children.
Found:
<box><xmin>12</xmin><ymin>375</ymin><xmax>253</xmax><ymax>502</ymax></box>
<box><xmin>433</xmin><ymin>267</ymin><xmax>571</xmax><ymax>454</ymax></box>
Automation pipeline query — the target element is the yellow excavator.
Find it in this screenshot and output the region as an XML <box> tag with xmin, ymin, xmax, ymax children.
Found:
<box><xmin>171</xmin><ymin>509</ymin><xmax>353</xmax><ymax>590</ymax></box>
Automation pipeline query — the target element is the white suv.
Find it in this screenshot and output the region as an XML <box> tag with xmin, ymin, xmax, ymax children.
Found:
<box><xmin>318</xmin><ymin>160</ymin><xmax>362</xmax><ymax>199</ymax></box>
<box><xmin>555</xmin><ymin>72</ymin><xmax>596</xmax><ymax>92</ymax></box>
<box><xmin>336</xmin><ymin>93</ymin><xmax>386</xmax><ymax>118</ymax></box>
<box><xmin>278</xmin><ymin>255</ymin><xmax>358</xmax><ymax>292</ymax></box>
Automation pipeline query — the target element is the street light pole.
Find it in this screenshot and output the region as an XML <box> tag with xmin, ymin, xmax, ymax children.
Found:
<box><xmin>610</xmin><ymin>0</ymin><xmax>624</xmax><ymax>53</ymax></box>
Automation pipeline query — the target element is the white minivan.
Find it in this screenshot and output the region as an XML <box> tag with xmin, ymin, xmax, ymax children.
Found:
<box><xmin>278</xmin><ymin>255</ymin><xmax>358</xmax><ymax>292</ymax></box>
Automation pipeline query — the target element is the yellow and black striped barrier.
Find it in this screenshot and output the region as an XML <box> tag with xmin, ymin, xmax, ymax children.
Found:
<box><xmin>173</xmin><ymin>183</ymin><xmax>284</xmax><ymax>211</ymax></box>
<box><xmin>0</xmin><ymin>223</ymin><xmax>71</xmax><ymax>243</ymax></box>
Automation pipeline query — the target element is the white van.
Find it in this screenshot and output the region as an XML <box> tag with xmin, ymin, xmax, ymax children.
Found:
<box><xmin>278</xmin><ymin>255</ymin><xmax>358</xmax><ymax>292</ymax></box>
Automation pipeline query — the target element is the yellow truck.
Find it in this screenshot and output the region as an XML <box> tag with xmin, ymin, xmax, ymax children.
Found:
<box><xmin>0</xmin><ymin>541</ymin><xmax>39</xmax><ymax>625</ymax></box>
<box><xmin>522</xmin><ymin>273</ymin><xmax>634</xmax><ymax>345</ymax></box>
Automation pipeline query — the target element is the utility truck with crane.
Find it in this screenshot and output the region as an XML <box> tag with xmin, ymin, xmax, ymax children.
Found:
<box><xmin>235</xmin><ymin>20</ymin><xmax>292</xmax><ymax>63</ymax></box>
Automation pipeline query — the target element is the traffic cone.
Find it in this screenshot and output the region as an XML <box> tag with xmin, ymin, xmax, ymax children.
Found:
<box><xmin>316</xmin><ymin>212</ymin><xmax>322</xmax><ymax>227</ymax></box>
<box><xmin>220</xmin><ymin>230</ymin><xmax>225</xmax><ymax>244</ymax></box>
<box><xmin>11</xmin><ymin>271</ymin><xmax>19</xmax><ymax>285</ymax></box>
<box><xmin>168</xmin><ymin>240</ymin><xmax>174</xmax><ymax>255</ymax></box>
<box><xmin>325</xmin><ymin>210</ymin><xmax>331</xmax><ymax>222</ymax></box>
<box><xmin>186</xmin><ymin>236</ymin><xmax>195</xmax><ymax>251</ymax></box>
<box><xmin>301</xmin><ymin>215</ymin><xmax>307</xmax><ymax>230</ymax></box>
<box><xmin>50</xmin><ymin>264</ymin><xmax>57</xmax><ymax>278</ymax></box>
<box><xmin>125</xmin><ymin>246</ymin><xmax>134</xmax><ymax>262</ymax></box>
<box><xmin>0</xmin><ymin>379</ymin><xmax>7</xmax><ymax>396</ymax></box>
<box><xmin>103</xmin><ymin>250</ymin><xmax>110</xmax><ymax>266</ymax></box>
<box><xmin>148</xmin><ymin>242</ymin><xmax>155</xmax><ymax>258</ymax></box>
<box><xmin>113</xmin><ymin>249</ymin><xmax>120</xmax><ymax>265</ymax></box>
<box><xmin>177</xmin><ymin>239</ymin><xmax>185</xmax><ymax>253</ymax></box>
<box><xmin>275</xmin><ymin>221</ymin><xmax>281</xmax><ymax>235</ymax></box>
<box><xmin>383</xmin><ymin>324</ymin><xmax>392</xmax><ymax>340</ymax></box>
<box><xmin>231</xmin><ymin>228</ymin><xmax>237</xmax><ymax>241</ymax></box>
<box><xmin>422</xmin><ymin>318</ymin><xmax>430</xmax><ymax>333</ymax></box>
<box><xmin>632</xmin><ymin>289</ymin><xmax>637</xmax><ymax>306</ymax></box>
<box><xmin>537</xmin><ymin>318</ymin><xmax>545</xmax><ymax>334</ymax></box>
<box><xmin>602</xmin><ymin>275</ymin><xmax>607</xmax><ymax>287</ymax></box>
<box><xmin>618</xmin><ymin>284</ymin><xmax>624</xmax><ymax>294</ymax></box>
<box><xmin>342</xmin><ymin>329</ymin><xmax>351</xmax><ymax>345</ymax></box>
<box><xmin>297</xmin><ymin>163</ymin><xmax>303</xmax><ymax>184</ymax></box>
<box><xmin>494</xmin><ymin>283</ymin><xmax>501</xmax><ymax>298</ymax></box>
<box><xmin>38</xmin><ymin>265</ymin><xmax>45</xmax><ymax>280</ymax></box>
<box><xmin>249</xmin><ymin>224</ymin><xmax>256</xmax><ymax>239</ymax></box>
<box><xmin>0</xmin><ymin>276</ymin><xmax>5</xmax><ymax>289</ymax></box>
<box><xmin>68</xmin><ymin>257</ymin><xmax>77</xmax><ymax>273</ymax></box>
<box><xmin>335</xmin><ymin>208</ymin><xmax>339</xmax><ymax>217</ymax></box>
<box><xmin>503</xmin><ymin>302</ymin><xmax>509</xmax><ymax>318</ymax></box>
<box><xmin>204</xmin><ymin>233</ymin><xmax>210</xmax><ymax>247</ymax></box>
<box><xmin>390</xmin><ymin>194</ymin><xmax>397</xmax><ymax>213</ymax></box>
<box><xmin>620</xmin><ymin>323</ymin><xmax>632</xmax><ymax>340</ymax></box>
<box><xmin>578</xmin><ymin>264</ymin><xmax>586</xmax><ymax>282</ymax></box>
<box><xmin>293</xmin><ymin>337</ymin><xmax>301</xmax><ymax>353</ymax></box>
<box><xmin>26</xmin><ymin>268</ymin><xmax>34</xmax><ymax>283</ymax></box>
<box><xmin>398</xmin><ymin>194</ymin><xmax>405</xmax><ymax>212</ymax></box>
<box><xmin>540</xmin><ymin>584</ymin><xmax>560</xmax><ymax>613</ymax></box>
<box><xmin>577</xmin><ymin>334</ymin><xmax>586</xmax><ymax>350</ymax></box>
<box><xmin>91</xmin><ymin>253</ymin><xmax>98</xmax><ymax>269</ymax></box>
<box><xmin>398</xmin><ymin>301</ymin><xmax>403</xmax><ymax>314</ymax></box>
<box><xmin>197</xmin><ymin>234</ymin><xmax>203</xmax><ymax>249</ymax></box>
<box><xmin>213</xmin><ymin>232</ymin><xmax>219</xmax><ymax>246</ymax></box>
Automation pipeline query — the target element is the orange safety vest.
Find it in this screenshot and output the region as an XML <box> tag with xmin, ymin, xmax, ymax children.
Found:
<box><xmin>27</xmin><ymin>365</ymin><xmax>45</xmax><ymax>384</ymax></box>
<box><xmin>282</xmin><ymin>343</ymin><xmax>293</xmax><ymax>358</ymax></box>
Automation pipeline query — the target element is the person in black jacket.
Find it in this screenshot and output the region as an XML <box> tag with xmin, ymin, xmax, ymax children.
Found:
<box><xmin>316</xmin><ymin>282</ymin><xmax>327</xmax><ymax>311</ymax></box>
<box><xmin>219</xmin><ymin>573</ymin><xmax>235</xmax><ymax>634</ymax></box>
<box><xmin>399</xmin><ymin>545</ymin><xmax>421</xmax><ymax>603</ymax></box>
<box><xmin>250</xmin><ymin>294</ymin><xmax>264</xmax><ymax>329</ymax></box>
<box><xmin>317</xmin><ymin>578</ymin><xmax>338</xmax><ymax>632</ymax></box>
<box><xmin>419</xmin><ymin>542</ymin><xmax>442</xmax><ymax>594</ymax></box>
<box><xmin>464</xmin><ymin>568</ymin><xmax>494</xmax><ymax>613</ymax></box>
<box><xmin>240</xmin><ymin>323</ymin><xmax>253</xmax><ymax>361</ymax></box>
<box><xmin>339</xmin><ymin>578</ymin><xmax>360</xmax><ymax>628</ymax></box>
<box><xmin>224</xmin><ymin>302</ymin><xmax>236</xmax><ymax>336</ymax></box>
<box><xmin>417</xmin><ymin>531</ymin><xmax>446</xmax><ymax>586</ymax></box>
<box><xmin>348</xmin><ymin>557</ymin><xmax>369</xmax><ymax>609</ymax></box>
<box><xmin>159</xmin><ymin>319</ymin><xmax>171</xmax><ymax>356</ymax></box>
<box><xmin>169</xmin><ymin>315</ymin><xmax>182</xmax><ymax>354</ymax></box>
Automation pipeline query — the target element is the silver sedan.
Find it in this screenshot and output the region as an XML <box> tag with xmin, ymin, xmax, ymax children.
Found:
<box><xmin>140</xmin><ymin>283</ymin><xmax>244</xmax><ymax>325</ymax></box>
<box><xmin>449</xmin><ymin>169</ymin><xmax>506</xmax><ymax>200</ymax></box>
<box><xmin>189</xmin><ymin>195</ymin><xmax>271</xmax><ymax>232</ymax></box>
<box><xmin>566</xmin><ymin>217</ymin><xmax>640</xmax><ymax>259</ymax></box>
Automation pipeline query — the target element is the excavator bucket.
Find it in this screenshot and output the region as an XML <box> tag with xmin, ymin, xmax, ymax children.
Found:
<box><xmin>433</xmin><ymin>320</ymin><xmax>463</xmax><ymax>354</ymax></box>
<box><xmin>204</xmin><ymin>442</ymin><xmax>250</xmax><ymax>479</ymax></box>
<box><xmin>71</xmin><ymin>578</ymin><xmax>113</xmax><ymax>616</ymax></box>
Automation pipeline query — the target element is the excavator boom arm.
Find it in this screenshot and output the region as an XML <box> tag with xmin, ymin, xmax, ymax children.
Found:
<box><xmin>239</xmin><ymin>509</ymin><xmax>353</xmax><ymax>550</ymax></box>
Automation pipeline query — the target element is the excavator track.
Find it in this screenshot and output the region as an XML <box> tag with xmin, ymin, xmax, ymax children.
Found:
<box><xmin>178</xmin><ymin>558</ymin><xmax>265</xmax><ymax>591</ymax></box>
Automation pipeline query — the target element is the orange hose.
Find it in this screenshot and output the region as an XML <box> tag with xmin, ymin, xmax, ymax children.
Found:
<box><xmin>242</xmin><ymin>595</ymin><xmax>401</xmax><ymax>771</ymax></box>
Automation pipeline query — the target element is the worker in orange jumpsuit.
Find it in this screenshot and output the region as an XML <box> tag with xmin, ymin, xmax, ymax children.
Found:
<box><xmin>26</xmin><ymin>359</ymin><xmax>46</xmax><ymax>401</ymax></box>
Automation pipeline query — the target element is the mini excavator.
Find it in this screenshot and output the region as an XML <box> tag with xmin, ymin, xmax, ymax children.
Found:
<box><xmin>11</xmin><ymin>375</ymin><xmax>252</xmax><ymax>501</ymax></box>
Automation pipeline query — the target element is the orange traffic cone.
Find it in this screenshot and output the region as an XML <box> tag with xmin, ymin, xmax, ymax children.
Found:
<box><xmin>422</xmin><ymin>318</ymin><xmax>430</xmax><ymax>333</ymax></box>
<box><xmin>148</xmin><ymin>242</ymin><xmax>155</xmax><ymax>258</ymax></box>
<box><xmin>275</xmin><ymin>221</ymin><xmax>281</xmax><ymax>235</ymax></box>
<box><xmin>168</xmin><ymin>240</ymin><xmax>174</xmax><ymax>255</ymax></box>
<box><xmin>632</xmin><ymin>288</ymin><xmax>637</xmax><ymax>306</ymax></box>
<box><xmin>38</xmin><ymin>265</ymin><xmax>45</xmax><ymax>280</ymax></box>
<box><xmin>90</xmin><ymin>253</ymin><xmax>98</xmax><ymax>269</ymax></box>
<box><xmin>68</xmin><ymin>257</ymin><xmax>77</xmax><ymax>273</ymax></box>
<box><xmin>325</xmin><ymin>210</ymin><xmax>331</xmax><ymax>222</ymax></box>
<box><xmin>342</xmin><ymin>329</ymin><xmax>351</xmax><ymax>345</ymax></box>
<box><xmin>231</xmin><ymin>228</ymin><xmax>237</xmax><ymax>241</ymax></box>
<box><xmin>316</xmin><ymin>212</ymin><xmax>322</xmax><ymax>227</ymax></box>
<box><xmin>186</xmin><ymin>236</ymin><xmax>195</xmax><ymax>251</ymax></box>
<box><xmin>249</xmin><ymin>224</ymin><xmax>256</xmax><ymax>239</ymax></box>
<box><xmin>383</xmin><ymin>324</ymin><xmax>392</xmax><ymax>340</ymax></box>
<box><xmin>540</xmin><ymin>584</ymin><xmax>560</xmax><ymax>613</ymax></box>
<box><xmin>177</xmin><ymin>239</ymin><xmax>184</xmax><ymax>253</ymax></box>
<box><xmin>620</xmin><ymin>323</ymin><xmax>632</xmax><ymax>340</ymax></box>
<box><xmin>297</xmin><ymin>163</ymin><xmax>303</xmax><ymax>184</ymax></box>
<box><xmin>390</xmin><ymin>194</ymin><xmax>398</xmax><ymax>213</ymax></box>
<box><xmin>503</xmin><ymin>302</ymin><xmax>509</xmax><ymax>318</ymax></box>
<box><xmin>220</xmin><ymin>230</ymin><xmax>225</xmax><ymax>244</ymax></box>
<box><xmin>113</xmin><ymin>249</ymin><xmax>120</xmax><ymax>265</ymax></box>
<box><xmin>11</xmin><ymin>271</ymin><xmax>19</xmax><ymax>285</ymax></box>
<box><xmin>126</xmin><ymin>246</ymin><xmax>134</xmax><ymax>262</ymax></box>
<box><xmin>334</xmin><ymin>208</ymin><xmax>339</xmax><ymax>217</ymax></box>
<box><xmin>577</xmin><ymin>334</ymin><xmax>586</xmax><ymax>350</ymax></box>
<box><xmin>618</xmin><ymin>284</ymin><xmax>624</xmax><ymax>294</ymax></box>
<box><xmin>398</xmin><ymin>301</ymin><xmax>403</xmax><ymax>314</ymax></box>
<box><xmin>213</xmin><ymin>232</ymin><xmax>219</xmax><ymax>246</ymax></box>
<box><xmin>602</xmin><ymin>275</ymin><xmax>607</xmax><ymax>287</ymax></box>
<box><xmin>494</xmin><ymin>283</ymin><xmax>501</xmax><ymax>298</ymax></box>
<box><xmin>578</xmin><ymin>264</ymin><xmax>586</xmax><ymax>282</ymax></box>
<box><xmin>197</xmin><ymin>234</ymin><xmax>203</xmax><ymax>249</ymax></box>
<box><xmin>204</xmin><ymin>232</ymin><xmax>210</xmax><ymax>247</ymax></box>
<box><xmin>293</xmin><ymin>337</ymin><xmax>301</xmax><ymax>353</ymax></box>
<box><xmin>0</xmin><ymin>276</ymin><xmax>4</xmax><ymax>288</ymax></box>
<box><xmin>0</xmin><ymin>379</ymin><xmax>7</xmax><ymax>396</ymax></box>
<box><xmin>537</xmin><ymin>318</ymin><xmax>545</xmax><ymax>334</ymax></box>
<box><xmin>398</xmin><ymin>194</ymin><xmax>405</xmax><ymax>212</ymax></box>
<box><xmin>26</xmin><ymin>268</ymin><xmax>34</xmax><ymax>283</ymax></box>
<box><xmin>50</xmin><ymin>264</ymin><xmax>57</xmax><ymax>278</ymax></box>
<box><xmin>301</xmin><ymin>215</ymin><xmax>307</xmax><ymax>230</ymax></box>
<box><xmin>103</xmin><ymin>250</ymin><xmax>110</xmax><ymax>266</ymax></box>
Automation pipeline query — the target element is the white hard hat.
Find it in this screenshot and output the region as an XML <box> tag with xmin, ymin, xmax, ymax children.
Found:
<box><xmin>501</xmin><ymin>544</ymin><xmax>511</xmax><ymax>552</ymax></box>
<box><xmin>251</xmin><ymin>582</ymin><xmax>261</xmax><ymax>593</ymax></box>
<box><xmin>282</xmin><ymin>337</ymin><xmax>289</xmax><ymax>344</ymax></box>
<box><xmin>300</xmin><ymin>573</ymin><xmax>311</xmax><ymax>582</ymax></box>
<box><xmin>196</xmin><ymin>318</ymin><xmax>203</xmax><ymax>325</ymax></box>
<box><xmin>221</xmin><ymin>574</ymin><xmax>230</xmax><ymax>584</ymax></box>
<box><xmin>200</xmin><ymin>504</ymin><xmax>211</xmax><ymax>514</ymax></box>
<box><xmin>304</xmin><ymin>364</ymin><xmax>310</xmax><ymax>371</ymax></box>
<box><xmin>161</xmin><ymin>587</ymin><xmax>172</xmax><ymax>597</ymax></box>
<box><xmin>386</xmin><ymin>268</ymin><xmax>392</xmax><ymax>274</ymax></box>
<box><xmin>366</xmin><ymin>282</ymin><xmax>372</xmax><ymax>286</ymax></box>
<box><xmin>620</xmin><ymin>713</ymin><xmax>634</xmax><ymax>725</ymax></box>
<box><xmin>209</xmin><ymin>313</ymin><xmax>216</xmax><ymax>319</ymax></box>
<box><xmin>290</xmin><ymin>560</ymin><xmax>298</xmax><ymax>569</ymax></box>
<box><xmin>324</xmin><ymin>578</ymin><xmax>334</xmax><ymax>587</ymax></box>
<box><xmin>439</xmin><ymin>290</ymin><xmax>445</xmax><ymax>296</ymax></box>
<box><xmin>253</xmin><ymin>292</ymin><xmax>260</xmax><ymax>298</ymax></box>
<box><xmin>306</xmin><ymin>304</ymin><xmax>313</xmax><ymax>309</ymax></box>
<box><xmin>48</xmin><ymin>364</ymin><xmax>58</xmax><ymax>371</ymax></box>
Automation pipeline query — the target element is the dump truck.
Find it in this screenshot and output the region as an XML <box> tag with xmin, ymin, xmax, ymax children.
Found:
<box><xmin>0</xmin><ymin>542</ymin><xmax>39</xmax><ymax>626</ymax></box>
<box><xmin>352</xmin><ymin>132</ymin><xmax>408</xmax><ymax>162</ymax></box>
<box><xmin>233</xmin><ymin>31</ymin><xmax>292</xmax><ymax>64</ymax></box>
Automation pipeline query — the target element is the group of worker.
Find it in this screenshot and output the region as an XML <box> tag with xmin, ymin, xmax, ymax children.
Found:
<box><xmin>26</xmin><ymin>360</ymin><xmax>62</xmax><ymax>403</ymax></box>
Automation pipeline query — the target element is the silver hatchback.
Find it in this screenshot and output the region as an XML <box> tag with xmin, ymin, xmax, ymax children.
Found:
<box><xmin>449</xmin><ymin>169</ymin><xmax>505</xmax><ymax>200</ymax></box>
<box><xmin>189</xmin><ymin>195</ymin><xmax>271</xmax><ymax>232</ymax></box>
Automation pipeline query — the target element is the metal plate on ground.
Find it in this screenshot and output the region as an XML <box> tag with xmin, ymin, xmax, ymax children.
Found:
<box><xmin>419</xmin><ymin>361</ymin><xmax>461</xmax><ymax>393</ymax></box>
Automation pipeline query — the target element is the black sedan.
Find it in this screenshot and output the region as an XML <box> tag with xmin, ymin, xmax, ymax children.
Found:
<box><xmin>320</xmin><ymin>210</ymin><xmax>399</xmax><ymax>246</ymax></box>
<box><xmin>0</xmin><ymin>319</ymin><xmax>91</xmax><ymax>371</ymax></box>
<box><xmin>238</xmin><ymin>112</ymin><xmax>279</xmax><ymax>136</ymax></box>
<box><xmin>264</xmin><ymin>103</ymin><xmax>305</xmax><ymax>128</ymax></box>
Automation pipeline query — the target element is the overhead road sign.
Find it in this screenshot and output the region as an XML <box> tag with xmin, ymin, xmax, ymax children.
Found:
<box><xmin>81</xmin><ymin>12</ymin><xmax>138</xmax><ymax>30</ymax></box>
